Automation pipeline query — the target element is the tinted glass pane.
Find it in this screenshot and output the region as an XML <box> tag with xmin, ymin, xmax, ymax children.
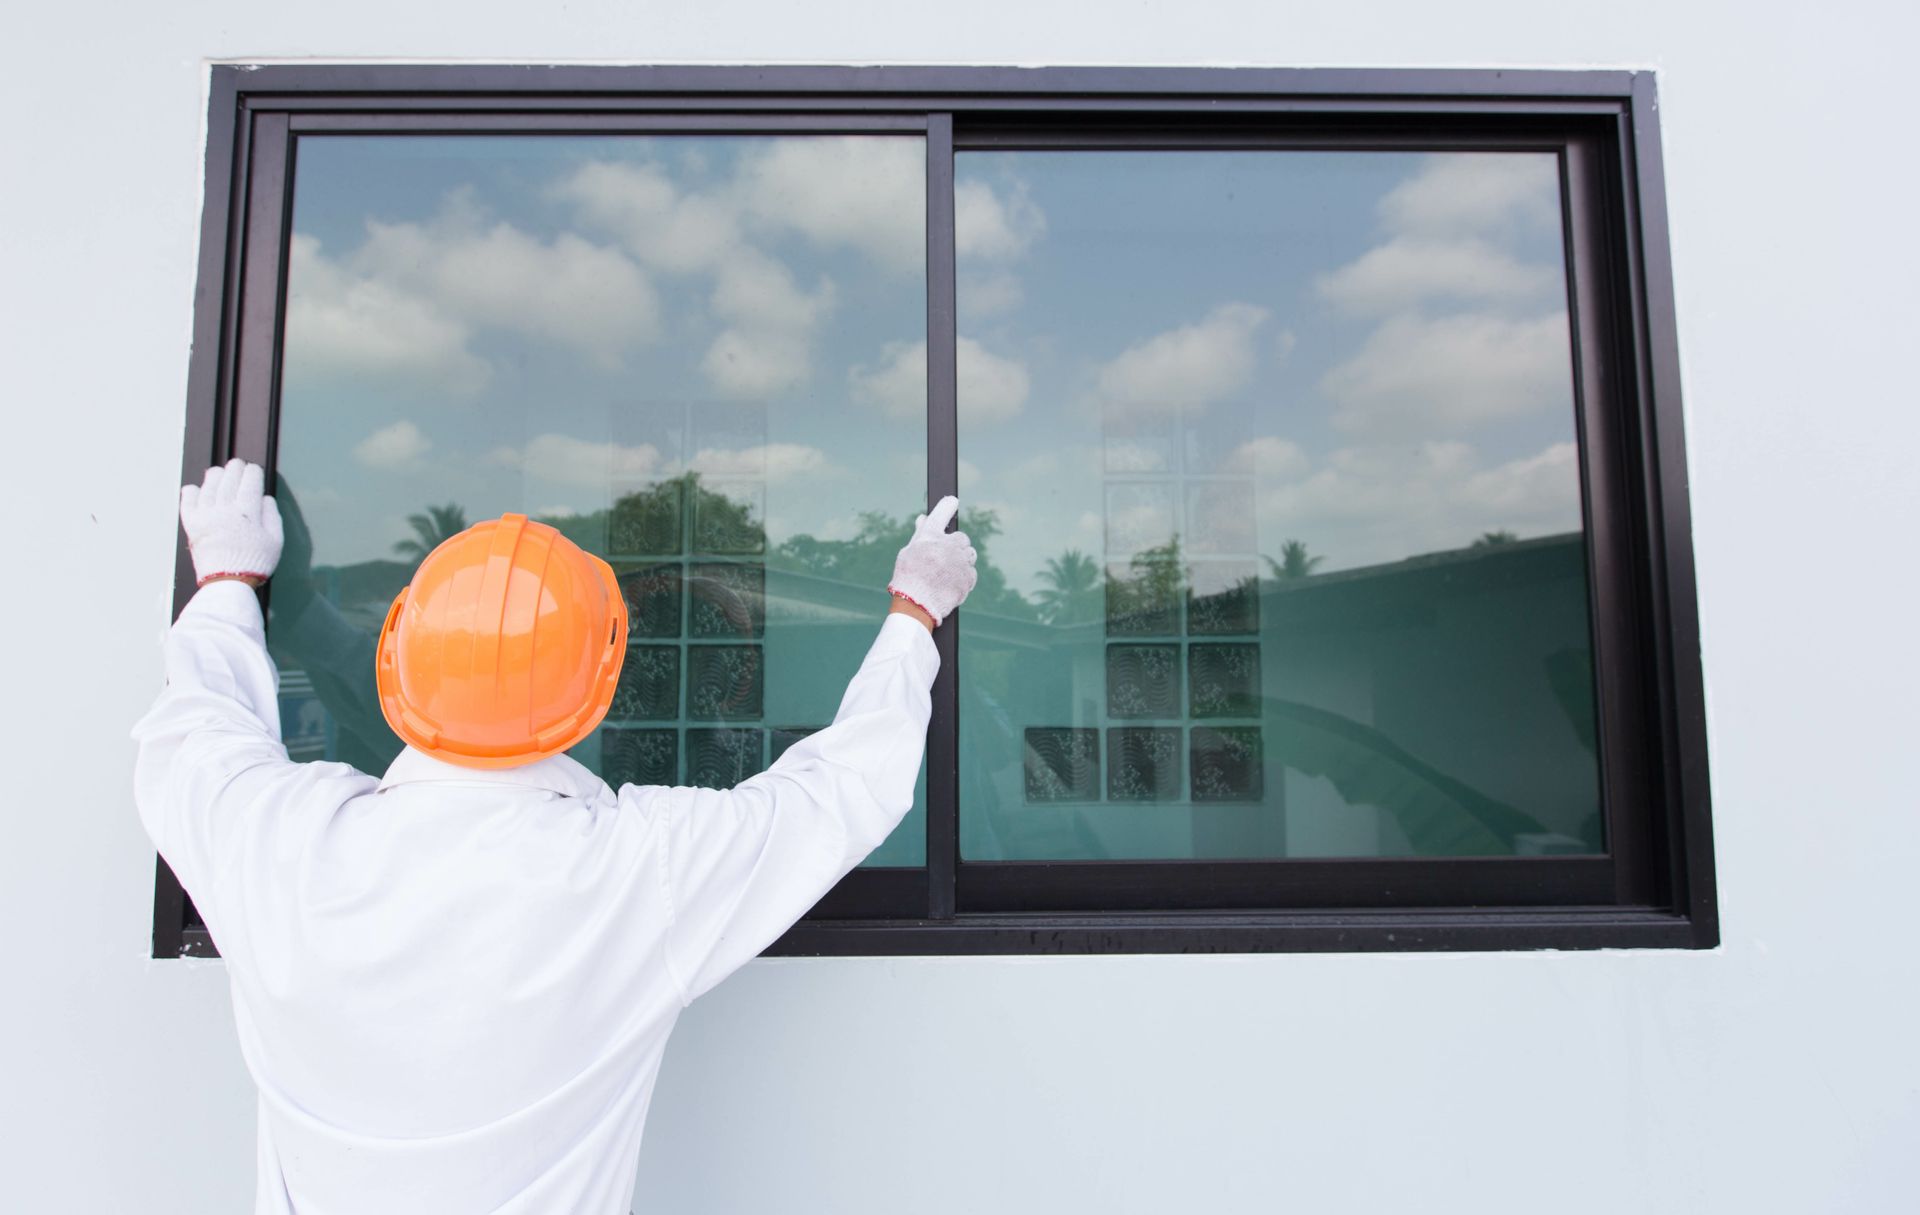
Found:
<box><xmin>955</xmin><ymin>151</ymin><xmax>1601</xmax><ymax>860</ymax></box>
<box><xmin>270</xmin><ymin>135</ymin><xmax>928</xmax><ymax>865</ymax></box>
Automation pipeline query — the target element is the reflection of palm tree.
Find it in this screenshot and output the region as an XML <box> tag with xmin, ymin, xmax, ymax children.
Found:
<box><xmin>393</xmin><ymin>503</ymin><xmax>469</xmax><ymax>560</ymax></box>
<box><xmin>1264</xmin><ymin>539</ymin><xmax>1323</xmax><ymax>580</ymax></box>
<box><xmin>1472</xmin><ymin>529</ymin><xmax>1518</xmax><ymax>548</ymax></box>
<box><xmin>1035</xmin><ymin>549</ymin><xmax>1100</xmax><ymax>624</ymax></box>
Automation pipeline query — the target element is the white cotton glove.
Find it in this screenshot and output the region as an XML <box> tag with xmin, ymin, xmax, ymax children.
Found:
<box><xmin>888</xmin><ymin>495</ymin><xmax>978</xmax><ymax>627</ymax></box>
<box><xmin>179</xmin><ymin>458</ymin><xmax>284</xmax><ymax>587</ymax></box>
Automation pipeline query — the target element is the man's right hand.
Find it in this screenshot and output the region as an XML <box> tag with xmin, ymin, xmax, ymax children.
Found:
<box><xmin>180</xmin><ymin>458</ymin><xmax>284</xmax><ymax>589</ymax></box>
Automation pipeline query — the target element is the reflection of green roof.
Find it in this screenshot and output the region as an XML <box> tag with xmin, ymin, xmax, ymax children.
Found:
<box><xmin>1268</xmin><ymin>531</ymin><xmax>1586</xmax><ymax>634</ymax></box>
<box><xmin>1275</xmin><ymin>530</ymin><xmax>1583</xmax><ymax>592</ymax></box>
<box><xmin>310</xmin><ymin>558</ymin><xmax>414</xmax><ymax>628</ymax></box>
<box><xmin>761</xmin><ymin>566</ymin><xmax>892</xmax><ymax>626</ymax></box>
<box><xmin>961</xmin><ymin>531</ymin><xmax>1588</xmax><ymax>650</ymax></box>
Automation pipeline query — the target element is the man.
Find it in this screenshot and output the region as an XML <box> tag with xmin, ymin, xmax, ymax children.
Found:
<box><xmin>132</xmin><ymin>458</ymin><xmax>978</xmax><ymax>1214</ymax></box>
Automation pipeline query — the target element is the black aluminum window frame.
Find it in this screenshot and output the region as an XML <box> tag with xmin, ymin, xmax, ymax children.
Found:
<box><xmin>156</xmin><ymin>64</ymin><xmax>1714</xmax><ymax>958</ymax></box>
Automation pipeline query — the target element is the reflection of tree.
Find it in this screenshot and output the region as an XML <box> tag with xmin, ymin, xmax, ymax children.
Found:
<box><xmin>393</xmin><ymin>503</ymin><xmax>469</xmax><ymax>560</ymax></box>
<box><xmin>1264</xmin><ymin>539</ymin><xmax>1324</xmax><ymax>581</ymax></box>
<box><xmin>771</xmin><ymin>504</ymin><xmax>1036</xmax><ymax>620</ymax></box>
<box><xmin>1472</xmin><ymin>529</ymin><xmax>1518</xmax><ymax>548</ymax></box>
<box><xmin>540</xmin><ymin>472</ymin><xmax>766</xmax><ymax>557</ymax></box>
<box><xmin>1034</xmin><ymin>549</ymin><xmax>1102</xmax><ymax>625</ymax></box>
<box><xmin>773</xmin><ymin>509</ymin><xmax>908</xmax><ymax>586</ymax></box>
<box><xmin>1105</xmin><ymin>534</ymin><xmax>1187</xmax><ymax>628</ymax></box>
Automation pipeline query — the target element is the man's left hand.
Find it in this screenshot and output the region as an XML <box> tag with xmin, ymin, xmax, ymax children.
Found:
<box><xmin>181</xmin><ymin>458</ymin><xmax>284</xmax><ymax>588</ymax></box>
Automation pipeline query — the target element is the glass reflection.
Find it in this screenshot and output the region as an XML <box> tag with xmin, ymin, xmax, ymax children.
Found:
<box><xmin>955</xmin><ymin>150</ymin><xmax>1602</xmax><ymax>860</ymax></box>
<box><xmin>268</xmin><ymin>135</ymin><xmax>929</xmax><ymax>865</ymax></box>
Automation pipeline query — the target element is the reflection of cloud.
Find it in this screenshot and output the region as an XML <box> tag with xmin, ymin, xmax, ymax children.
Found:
<box><xmin>1308</xmin><ymin>153</ymin><xmax>1571</xmax><ymax>441</ymax></box>
<box><xmin>551</xmin><ymin>161</ymin><xmax>740</xmax><ymax>275</ymax></box>
<box><xmin>559</xmin><ymin>140</ymin><xmax>938</xmax><ymax>279</ymax></box>
<box><xmin>890</xmin><ymin>452</ymin><xmax>981</xmax><ymax>490</ymax></box>
<box><xmin>689</xmin><ymin>443</ymin><xmax>832</xmax><ymax>483</ymax></box>
<box><xmin>558</xmin><ymin>149</ymin><xmax>909</xmax><ymax>402</ymax></box>
<box><xmin>1091</xmin><ymin>303</ymin><xmax>1272</xmax><ymax>423</ymax></box>
<box><xmin>1379</xmin><ymin>153</ymin><xmax>1560</xmax><ymax>236</ymax></box>
<box><xmin>955</xmin><ymin>177</ymin><xmax>1046</xmax><ymax>261</ymax></box>
<box><xmin>849</xmin><ymin>337</ymin><xmax>1030</xmax><ymax>424</ymax></box>
<box><xmin>702</xmin><ymin>329</ymin><xmax>813</xmax><ymax>399</ymax></box>
<box><xmin>352</xmin><ymin>420</ymin><xmax>431</xmax><ymax>468</ymax></box>
<box><xmin>1458</xmin><ymin>441</ymin><xmax>1580</xmax><ymax>513</ymax></box>
<box><xmin>1258</xmin><ymin>440</ymin><xmax>1582</xmax><ymax>567</ymax></box>
<box><xmin>1005</xmin><ymin>449</ymin><xmax>1066</xmax><ymax>486</ymax></box>
<box><xmin>1321</xmin><ymin>312</ymin><xmax>1571</xmax><ymax>435</ymax></box>
<box><xmin>491</xmin><ymin>434</ymin><xmax>666</xmax><ymax>487</ymax></box>
<box><xmin>959</xmin><ymin>268</ymin><xmax>1024</xmax><ymax>319</ymax></box>
<box><xmin>737</xmin><ymin>137</ymin><xmax>924</xmax><ymax>274</ymax></box>
<box><xmin>490</xmin><ymin>434</ymin><xmax>831</xmax><ymax>488</ymax></box>
<box><xmin>849</xmin><ymin>341</ymin><xmax>923</xmax><ymax>419</ymax></box>
<box><xmin>708</xmin><ymin>249</ymin><xmax>834</xmax><ymax>332</ymax></box>
<box><xmin>357</xmin><ymin>193</ymin><xmax>660</xmax><ymax>367</ymax></box>
<box><xmin>1316</xmin><ymin>236</ymin><xmax>1558</xmax><ymax>316</ymax></box>
<box><xmin>284</xmin><ymin>235</ymin><xmax>491</xmax><ymax>396</ymax></box>
<box><xmin>959</xmin><ymin>338</ymin><xmax>1031</xmax><ymax>424</ymax></box>
<box><xmin>285</xmin><ymin>190</ymin><xmax>660</xmax><ymax>391</ymax></box>
<box><xmin>701</xmin><ymin>249</ymin><xmax>835</xmax><ymax>399</ymax></box>
<box><xmin>1222</xmin><ymin>436</ymin><xmax>1310</xmax><ymax>480</ymax></box>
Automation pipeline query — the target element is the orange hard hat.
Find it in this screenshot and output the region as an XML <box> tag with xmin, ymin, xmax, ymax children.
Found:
<box><xmin>375</xmin><ymin>513</ymin><xmax>627</xmax><ymax>769</ymax></box>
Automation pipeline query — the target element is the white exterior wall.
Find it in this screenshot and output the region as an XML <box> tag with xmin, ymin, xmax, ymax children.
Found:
<box><xmin>4</xmin><ymin>2</ymin><xmax>1916</xmax><ymax>1210</ymax></box>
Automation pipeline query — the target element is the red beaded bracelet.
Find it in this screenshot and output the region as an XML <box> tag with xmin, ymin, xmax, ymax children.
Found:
<box><xmin>196</xmin><ymin>572</ymin><xmax>268</xmax><ymax>588</ymax></box>
<box><xmin>887</xmin><ymin>585</ymin><xmax>939</xmax><ymax>625</ymax></box>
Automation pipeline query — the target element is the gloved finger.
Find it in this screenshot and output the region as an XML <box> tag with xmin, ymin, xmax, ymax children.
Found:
<box><xmin>964</xmin><ymin>544</ymin><xmax>978</xmax><ymax>566</ymax></box>
<box><xmin>922</xmin><ymin>495</ymin><xmax>960</xmax><ymax>535</ymax></box>
<box><xmin>219</xmin><ymin>457</ymin><xmax>248</xmax><ymax>505</ymax></box>
<box><xmin>200</xmin><ymin>462</ymin><xmax>225</xmax><ymax>502</ymax></box>
<box><xmin>261</xmin><ymin>494</ymin><xmax>284</xmax><ymax>546</ymax></box>
<box><xmin>236</xmin><ymin>460</ymin><xmax>265</xmax><ymax>504</ymax></box>
<box><xmin>179</xmin><ymin>483</ymin><xmax>199</xmax><ymax>520</ymax></box>
<box><xmin>235</xmin><ymin>461</ymin><xmax>265</xmax><ymax>520</ymax></box>
<box><xmin>225</xmin><ymin>457</ymin><xmax>252</xmax><ymax>507</ymax></box>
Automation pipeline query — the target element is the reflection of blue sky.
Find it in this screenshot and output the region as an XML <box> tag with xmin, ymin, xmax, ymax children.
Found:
<box><xmin>956</xmin><ymin>150</ymin><xmax>1581</xmax><ymax>595</ymax></box>
<box><xmin>281</xmin><ymin>136</ymin><xmax>929</xmax><ymax>567</ymax></box>
<box><xmin>282</xmin><ymin>137</ymin><xmax>1581</xmax><ymax>600</ymax></box>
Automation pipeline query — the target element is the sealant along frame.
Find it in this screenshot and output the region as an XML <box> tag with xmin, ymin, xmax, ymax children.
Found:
<box><xmin>158</xmin><ymin>65</ymin><xmax>1714</xmax><ymax>958</ymax></box>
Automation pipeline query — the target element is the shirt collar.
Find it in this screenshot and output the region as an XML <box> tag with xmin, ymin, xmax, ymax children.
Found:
<box><xmin>376</xmin><ymin>745</ymin><xmax>612</xmax><ymax>801</ymax></box>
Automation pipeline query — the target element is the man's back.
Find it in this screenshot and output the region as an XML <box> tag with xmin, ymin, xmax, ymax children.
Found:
<box><xmin>135</xmin><ymin>581</ymin><xmax>940</xmax><ymax>1214</ymax></box>
<box><xmin>214</xmin><ymin>757</ymin><xmax>678</xmax><ymax>1213</ymax></box>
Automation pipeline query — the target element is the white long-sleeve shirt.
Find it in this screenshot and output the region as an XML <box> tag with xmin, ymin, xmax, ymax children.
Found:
<box><xmin>131</xmin><ymin>580</ymin><xmax>938</xmax><ymax>1215</ymax></box>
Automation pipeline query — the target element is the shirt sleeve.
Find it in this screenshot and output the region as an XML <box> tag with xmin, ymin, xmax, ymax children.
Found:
<box><xmin>625</xmin><ymin>611</ymin><xmax>939</xmax><ymax>1004</ymax></box>
<box><xmin>130</xmin><ymin>580</ymin><xmax>369</xmax><ymax>941</ymax></box>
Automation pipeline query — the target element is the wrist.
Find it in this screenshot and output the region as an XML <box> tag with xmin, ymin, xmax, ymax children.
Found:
<box><xmin>198</xmin><ymin>572</ymin><xmax>268</xmax><ymax>589</ymax></box>
<box><xmin>887</xmin><ymin>591</ymin><xmax>936</xmax><ymax>632</ymax></box>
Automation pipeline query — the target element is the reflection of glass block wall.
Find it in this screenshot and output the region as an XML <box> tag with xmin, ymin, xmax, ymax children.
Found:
<box><xmin>596</xmin><ymin>440</ymin><xmax>815</xmax><ymax>790</ymax></box>
<box><xmin>591</xmin><ymin>403</ymin><xmax>817</xmax><ymax>790</ymax></box>
<box><xmin>1018</xmin><ymin>448</ymin><xmax>1266</xmax><ymax>808</ymax></box>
